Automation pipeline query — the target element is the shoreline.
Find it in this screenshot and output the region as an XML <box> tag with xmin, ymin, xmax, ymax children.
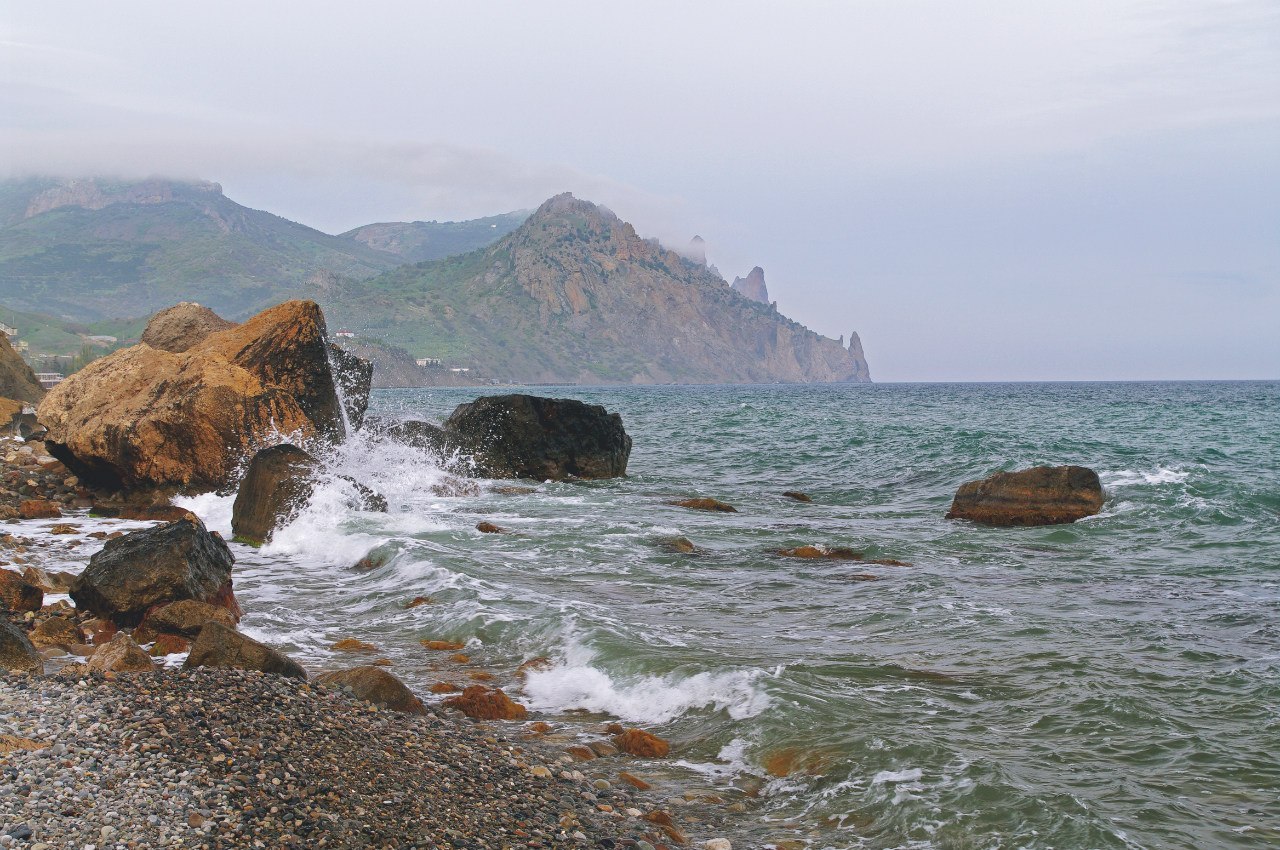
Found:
<box><xmin>1</xmin><ymin>444</ymin><xmax>745</xmax><ymax>850</ymax></box>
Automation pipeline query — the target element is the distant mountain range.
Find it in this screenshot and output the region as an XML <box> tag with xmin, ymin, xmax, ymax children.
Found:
<box><xmin>0</xmin><ymin>177</ymin><xmax>870</xmax><ymax>385</ymax></box>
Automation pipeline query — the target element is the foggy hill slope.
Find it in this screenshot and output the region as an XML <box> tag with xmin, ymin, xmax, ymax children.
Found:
<box><xmin>0</xmin><ymin>178</ymin><xmax>520</xmax><ymax>322</ymax></box>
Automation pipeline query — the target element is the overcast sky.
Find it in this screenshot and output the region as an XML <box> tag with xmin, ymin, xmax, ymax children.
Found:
<box><xmin>3</xmin><ymin>0</ymin><xmax>1277</xmax><ymax>380</ymax></box>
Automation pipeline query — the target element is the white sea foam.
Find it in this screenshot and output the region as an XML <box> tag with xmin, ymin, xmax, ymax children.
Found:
<box><xmin>872</xmin><ymin>767</ymin><xmax>923</xmax><ymax>784</ymax></box>
<box><xmin>1101</xmin><ymin>466</ymin><xmax>1191</xmax><ymax>487</ymax></box>
<box><xmin>522</xmin><ymin>640</ymin><xmax>772</xmax><ymax>723</ymax></box>
<box><xmin>172</xmin><ymin>491</ymin><xmax>235</xmax><ymax>535</ymax></box>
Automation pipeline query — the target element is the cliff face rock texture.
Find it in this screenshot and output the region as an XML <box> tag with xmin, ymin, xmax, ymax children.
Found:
<box><xmin>333</xmin><ymin>194</ymin><xmax>871</xmax><ymax>385</ymax></box>
<box><xmin>0</xmin><ymin>334</ymin><xmax>44</xmax><ymax>405</ymax></box>
<box><xmin>731</xmin><ymin>266</ymin><xmax>770</xmax><ymax>304</ymax></box>
<box><xmin>38</xmin><ymin>300</ymin><xmax>366</xmax><ymax>493</ymax></box>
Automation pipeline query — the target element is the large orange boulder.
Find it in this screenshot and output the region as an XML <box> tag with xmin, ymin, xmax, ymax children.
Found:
<box><xmin>946</xmin><ymin>465</ymin><xmax>1105</xmax><ymax>526</ymax></box>
<box><xmin>38</xmin><ymin>300</ymin><xmax>366</xmax><ymax>493</ymax></box>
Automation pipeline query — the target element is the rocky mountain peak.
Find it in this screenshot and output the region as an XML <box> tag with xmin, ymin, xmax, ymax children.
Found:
<box><xmin>731</xmin><ymin>266</ymin><xmax>770</xmax><ymax>304</ymax></box>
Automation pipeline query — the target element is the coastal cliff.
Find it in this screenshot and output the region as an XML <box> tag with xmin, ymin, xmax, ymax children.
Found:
<box><xmin>331</xmin><ymin>194</ymin><xmax>871</xmax><ymax>385</ymax></box>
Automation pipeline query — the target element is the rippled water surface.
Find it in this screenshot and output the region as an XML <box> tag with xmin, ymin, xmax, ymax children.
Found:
<box><xmin>176</xmin><ymin>381</ymin><xmax>1280</xmax><ymax>849</ymax></box>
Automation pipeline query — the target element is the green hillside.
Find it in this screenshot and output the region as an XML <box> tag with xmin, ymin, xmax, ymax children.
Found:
<box><xmin>0</xmin><ymin>177</ymin><xmax>406</xmax><ymax>322</ymax></box>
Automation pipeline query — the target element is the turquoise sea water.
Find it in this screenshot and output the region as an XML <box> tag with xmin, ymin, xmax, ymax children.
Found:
<box><xmin>178</xmin><ymin>381</ymin><xmax>1279</xmax><ymax>849</ymax></box>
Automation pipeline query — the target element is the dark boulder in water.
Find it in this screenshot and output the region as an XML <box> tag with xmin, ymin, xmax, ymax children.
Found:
<box><xmin>231</xmin><ymin>444</ymin><xmax>386</xmax><ymax>546</ymax></box>
<box><xmin>946</xmin><ymin>465</ymin><xmax>1105</xmax><ymax>526</ymax></box>
<box><xmin>184</xmin><ymin>621</ymin><xmax>307</xmax><ymax>679</ymax></box>
<box><xmin>231</xmin><ymin>444</ymin><xmax>317</xmax><ymax>546</ymax></box>
<box><xmin>442</xmin><ymin>394</ymin><xmax>631</xmax><ymax>480</ymax></box>
<box><xmin>70</xmin><ymin>515</ymin><xmax>240</xmax><ymax>626</ymax></box>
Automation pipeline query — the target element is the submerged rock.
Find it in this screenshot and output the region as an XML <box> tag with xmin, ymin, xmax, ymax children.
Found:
<box><xmin>476</xmin><ymin>521</ymin><xmax>506</xmax><ymax>534</ymax></box>
<box><xmin>443</xmin><ymin>394</ymin><xmax>631</xmax><ymax>480</ymax></box>
<box><xmin>613</xmin><ymin>728</ymin><xmax>671</xmax><ymax>758</ymax></box>
<box><xmin>39</xmin><ymin>300</ymin><xmax>369</xmax><ymax>493</ymax></box>
<box><xmin>184</xmin><ymin>622</ymin><xmax>307</xmax><ymax>679</ymax></box>
<box><xmin>774</xmin><ymin>545</ymin><xmax>861</xmax><ymax>560</ymax></box>
<box><xmin>441</xmin><ymin>685</ymin><xmax>528</xmax><ymax>720</ymax></box>
<box><xmin>314</xmin><ymin>666</ymin><xmax>426</xmax><ymax>714</ymax></box>
<box><xmin>0</xmin><ymin>619</ymin><xmax>42</xmax><ymax>674</ymax></box>
<box><xmin>670</xmin><ymin>498</ymin><xmax>737</xmax><ymax>513</ymax></box>
<box><xmin>657</xmin><ymin>536</ymin><xmax>698</xmax><ymax>554</ymax></box>
<box><xmin>70</xmin><ymin>516</ymin><xmax>239</xmax><ymax>626</ymax></box>
<box><xmin>781</xmin><ymin>490</ymin><xmax>813</xmax><ymax>502</ymax></box>
<box><xmin>947</xmin><ymin>465</ymin><xmax>1105</xmax><ymax>526</ymax></box>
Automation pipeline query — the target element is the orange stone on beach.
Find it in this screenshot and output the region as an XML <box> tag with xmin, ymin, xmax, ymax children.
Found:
<box><xmin>430</xmin><ymin>682</ymin><xmax>461</xmax><ymax>693</ymax></box>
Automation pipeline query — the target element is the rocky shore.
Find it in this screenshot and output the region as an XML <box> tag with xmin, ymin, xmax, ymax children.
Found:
<box><xmin>0</xmin><ymin>666</ymin><xmax>724</xmax><ymax>850</ymax></box>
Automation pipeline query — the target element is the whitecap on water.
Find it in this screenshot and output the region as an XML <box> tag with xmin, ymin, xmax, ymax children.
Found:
<box><xmin>1101</xmin><ymin>466</ymin><xmax>1192</xmax><ymax>487</ymax></box>
<box><xmin>523</xmin><ymin>640</ymin><xmax>772</xmax><ymax>723</ymax></box>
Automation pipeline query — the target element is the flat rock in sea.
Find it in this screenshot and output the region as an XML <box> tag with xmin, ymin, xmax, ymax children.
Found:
<box><xmin>314</xmin><ymin>666</ymin><xmax>426</xmax><ymax>714</ymax></box>
<box><xmin>70</xmin><ymin>516</ymin><xmax>239</xmax><ymax>626</ymax></box>
<box><xmin>443</xmin><ymin>394</ymin><xmax>632</xmax><ymax>480</ymax></box>
<box><xmin>184</xmin><ymin>622</ymin><xmax>307</xmax><ymax>680</ymax></box>
<box><xmin>946</xmin><ymin>465</ymin><xmax>1105</xmax><ymax>526</ymax></box>
<box><xmin>0</xmin><ymin>619</ymin><xmax>43</xmax><ymax>674</ymax></box>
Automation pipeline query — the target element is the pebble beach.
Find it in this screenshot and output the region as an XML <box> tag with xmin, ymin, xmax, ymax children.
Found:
<box><xmin>0</xmin><ymin>664</ymin><xmax>731</xmax><ymax>850</ymax></box>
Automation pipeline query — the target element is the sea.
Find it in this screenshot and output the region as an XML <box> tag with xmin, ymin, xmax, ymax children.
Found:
<box><xmin>39</xmin><ymin>380</ymin><xmax>1280</xmax><ymax>849</ymax></box>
